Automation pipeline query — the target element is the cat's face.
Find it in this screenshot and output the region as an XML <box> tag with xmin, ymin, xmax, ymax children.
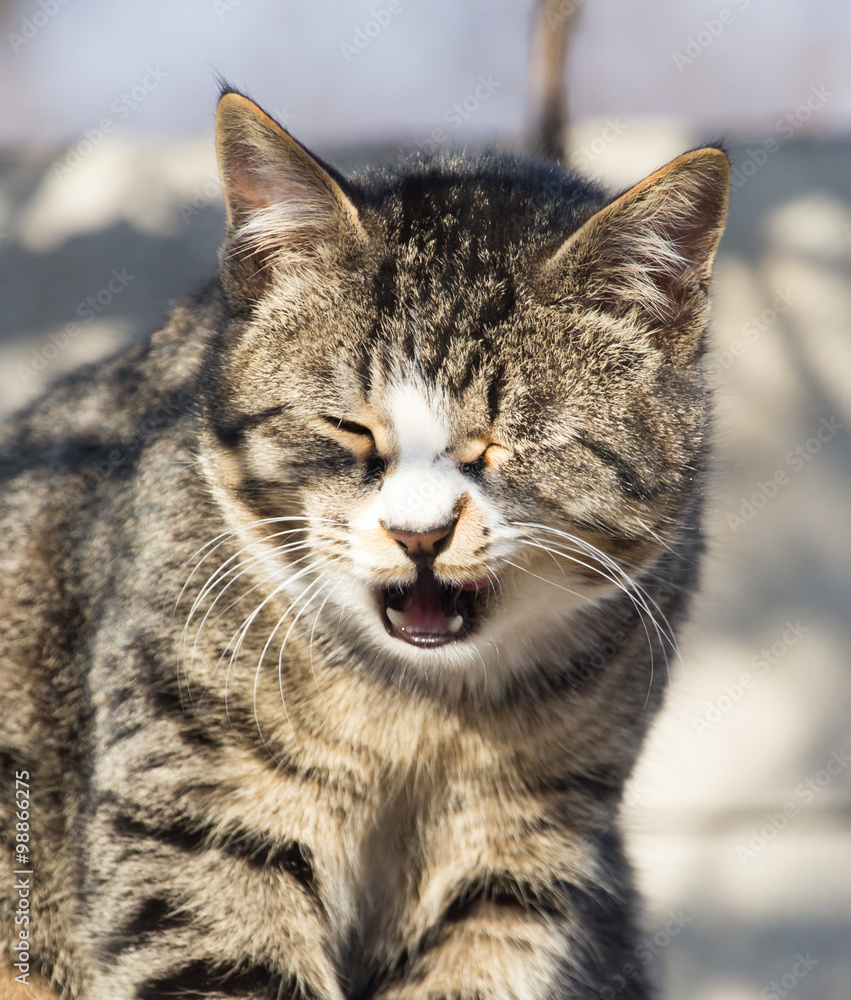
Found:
<box><xmin>198</xmin><ymin>92</ymin><xmax>728</xmax><ymax>694</ymax></box>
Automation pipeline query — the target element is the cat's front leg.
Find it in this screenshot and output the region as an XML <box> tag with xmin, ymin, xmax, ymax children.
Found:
<box><xmin>377</xmin><ymin>898</ymin><xmax>573</xmax><ymax>1000</ymax></box>
<box><xmin>82</xmin><ymin>885</ymin><xmax>342</xmax><ymax>1000</ymax></box>
<box><xmin>375</xmin><ymin>828</ymin><xmax>652</xmax><ymax>1000</ymax></box>
<box><xmin>376</xmin><ymin>886</ymin><xmax>651</xmax><ymax>1000</ymax></box>
<box><xmin>79</xmin><ymin>801</ymin><xmax>344</xmax><ymax>1000</ymax></box>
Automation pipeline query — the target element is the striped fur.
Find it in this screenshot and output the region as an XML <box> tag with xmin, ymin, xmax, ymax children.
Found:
<box><xmin>0</xmin><ymin>90</ymin><xmax>728</xmax><ymax>999</ymax></box>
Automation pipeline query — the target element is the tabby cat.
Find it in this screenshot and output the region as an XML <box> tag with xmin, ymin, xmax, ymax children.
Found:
<box><xmin>0</xmin><ymin>89</ymin><xmax>728</xmax><ymax>1000</ymax></box>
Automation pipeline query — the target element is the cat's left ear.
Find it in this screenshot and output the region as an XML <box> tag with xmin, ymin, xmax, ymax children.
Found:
<box><xmin>216</xmin><ymin>90</ymin><xmax>365</xmax><ymax>302</ymax></box>
<box><xmin>540</xmin><ymin>148</ymin><xmax>729</xmax><ymax>360</ymax></box>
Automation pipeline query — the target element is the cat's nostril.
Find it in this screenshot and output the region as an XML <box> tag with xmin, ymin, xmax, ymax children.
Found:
<box><xmin>381</xmin><ymin>521</ymin><xmax>455</xmax><ymax>557</ymax></box>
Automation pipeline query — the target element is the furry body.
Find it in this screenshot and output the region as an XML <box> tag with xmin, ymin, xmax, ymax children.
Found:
<box><xmin>0</xmin><ymin>93</ymin><xmax>728</xmax><ymax>999</ymax></box>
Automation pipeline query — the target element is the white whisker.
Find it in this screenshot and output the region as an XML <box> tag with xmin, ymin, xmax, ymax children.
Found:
<box><xmin>250</xmin><ymin>574</ymin><xmax>332</xmax><ymax>756</ymax></box>
<box><xmin>218</xmin><ymin>558</ymin><xmax>334</xmax><ymax>718</ymax></box>
<box><xmin>173</xmin><ymin>515</ymin><xmax>341</xmax><ymax>617</ymax></box>
<box><xmin>308</xmin><ymin>585</ymin><xmax>337</xmax><ymax>696</ymax></box>
<box><xmin>513</xmin><ymin>521</ymin><xmax>679</xmax><ymax>653</ymax></box>
<box><xmin>176</xmin><ymin>515</ymin><xmax>349</xmax><ymax>700</ymax></box>
<box><xmin>515</xmin><ymin>537</ymin><xmax>662</xmax><ymax>700</ymax></box>
<box><xmin>182</xmin><ymin>545</ymin><xmax>316</xmax><ymax>696</ymax></box>
<box><xmin>509</xmin><ymin>519</ymin><xmax>683</xmax><ymax>705</ymax></box>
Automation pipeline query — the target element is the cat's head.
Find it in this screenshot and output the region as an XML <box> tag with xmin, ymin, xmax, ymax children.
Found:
<box><xmin>197</xmin><ymin>90</ymin><xmax>728</xmax><ymax>696</ymax></box>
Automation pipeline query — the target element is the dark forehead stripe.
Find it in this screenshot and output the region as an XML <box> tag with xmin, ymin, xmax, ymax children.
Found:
<box><xmin>354</xmin><ymin>338</ymin><xmax>374</xmax><ymax>397</ymax></box>
<box><xmin>357</xmin><ymin>152</ymin><xmax>581</xmax><ymax>253</ymax></box>
<box><xmin>454</xmin><ymin>345</ymin><xmax>485</xmax><ymax>395</ymax></box>
<box><xmin>346</xmin><ymin>154</ymin><xmax>604</xmax><ymax>419</ymax></box>
<box><xmin>487</xmin><ymin>364</ymin><xmax>503</xmax><ymax>424</ymax></box>
<box><xmin>478</xmin><ymin>277</ymin><xmax>517</xmax><ymax>328</ymax></box>
<box><xmin>368</xmin><ymin>261</ymin><xmax>517</xmax><ymax>403</ymax></box>
<box><xmin>372</xmin><ymin>256</ymin><xmax>398</xmax><ymax>317</ymax></box>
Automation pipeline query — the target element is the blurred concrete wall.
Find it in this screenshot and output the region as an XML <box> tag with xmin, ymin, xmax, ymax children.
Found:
<box><xmin>1</xmin><ymin>0</ymin><xmax>850</xmax><ymax>152</ymax></box>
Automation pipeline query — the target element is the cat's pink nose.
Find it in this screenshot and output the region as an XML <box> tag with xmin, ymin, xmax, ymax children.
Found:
<box><xmin>382</xmin><ymin>522</ymin><xmax>454</xmax><ymax>556</ymax></box>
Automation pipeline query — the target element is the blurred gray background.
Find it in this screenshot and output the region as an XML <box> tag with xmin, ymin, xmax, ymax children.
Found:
<box><xmin>1</xmin><ymin>2</ymin><xmax>849</xmax><ymax>998</ymax></box>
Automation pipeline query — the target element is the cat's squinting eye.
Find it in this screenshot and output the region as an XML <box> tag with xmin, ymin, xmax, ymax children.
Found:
<box><xmin>320</xmin><ymin>415</ymin><xmax>375</xmax><ymax>441</ymax></box>
<box><xmin>320</xmin><ymin>415</ymin><xmax>384</xmax><ymax>479</ymax></box>
<box><xmin>460</xmin><ymin>442</ymin><xmax>510</xmax><ymax>476</ymax></box>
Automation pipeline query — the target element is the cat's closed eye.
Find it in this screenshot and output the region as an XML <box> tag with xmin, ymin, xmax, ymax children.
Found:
<box><xmin>319</xmin><ymin>414</ymin><xmax>385</xmax><ymax>480</ymax></box>
<box><xmin>459</xmin><ymin>442</ymin><xmax>509</xmax><ymax>477</ymax></box>
<box><xmin>320</xmin><ymin>415</ymin><xmax>375</xmax><ymax>441</ymax></box>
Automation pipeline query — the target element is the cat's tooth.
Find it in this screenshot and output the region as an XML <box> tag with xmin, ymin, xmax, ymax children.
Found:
<box><xmin>386</xmin><ymin>607</ymin><xmax>410</xmax><ymax>629</ymax></box>
<box><xmin>447</xmin><ymin>615</ymin><xmax>464</xmax><ymax>633</ymax></box>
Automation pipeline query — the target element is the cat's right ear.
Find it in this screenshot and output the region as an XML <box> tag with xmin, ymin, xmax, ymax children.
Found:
<box><xmin>540</xmin><ymin>148</ymin><xmax>730</xmax><ymax>361</ymax></box>
<box><xmin>215</xmin><ymin>90</ymin><xmax>365</xmax><ymax>303</ymax></box>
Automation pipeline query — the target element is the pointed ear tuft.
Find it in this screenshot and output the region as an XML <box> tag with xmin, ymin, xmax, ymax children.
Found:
<box><xmin>215</xmin><ymin>92</ymin><xmax>363</xmax><ymax>302</ymax></box>
<box><xmin>541</xmin><ymin>147</ymin><xmax>730</xmax><ymax>358</ymax></box>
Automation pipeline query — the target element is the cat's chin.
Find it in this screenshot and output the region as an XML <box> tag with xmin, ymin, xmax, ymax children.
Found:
<box><xmin>375</xmin><ymin>568</ymin><xmax>489</xmax><ymax>648</ymax></box>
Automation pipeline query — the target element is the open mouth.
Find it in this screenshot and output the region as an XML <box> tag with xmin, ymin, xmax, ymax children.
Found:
<box><xmin>377</xmin><ymin>569</ymin><xmax>488</xmax><ymax>647</ymax></box>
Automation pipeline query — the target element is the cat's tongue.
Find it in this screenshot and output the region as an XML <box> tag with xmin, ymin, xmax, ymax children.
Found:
<box><xmin>385</xmin><ymin>570</ymin><xmax>463</xmax><ymax>638</ymax></box>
